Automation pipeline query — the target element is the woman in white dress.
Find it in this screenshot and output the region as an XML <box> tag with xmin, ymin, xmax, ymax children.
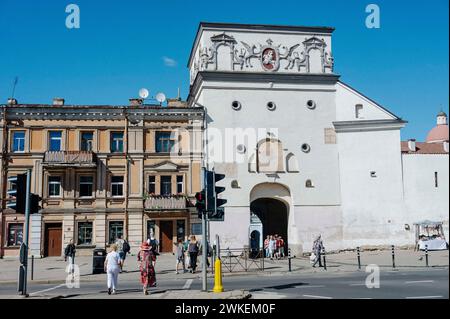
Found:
<box><xmin>104</xmin><ymin>244</ymin><xmax>122</xmax><ymax>295</ymax></box>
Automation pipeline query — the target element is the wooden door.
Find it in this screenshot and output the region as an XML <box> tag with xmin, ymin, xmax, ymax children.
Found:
<box><xmin>159</xmin><ymin>221</ymin><xmax>173</xmax><ymax>253</ymax></box>
<box><xmin>45</xmin><ymin>224</ymin><xmax>62</xmax><ymax>257</ymax></box>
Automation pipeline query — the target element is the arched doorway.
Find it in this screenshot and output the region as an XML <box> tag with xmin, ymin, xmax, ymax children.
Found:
<box><xmin>250</xmin><ymin>198</ymin><xmax>289</xmax><ymax>252</ymax></box>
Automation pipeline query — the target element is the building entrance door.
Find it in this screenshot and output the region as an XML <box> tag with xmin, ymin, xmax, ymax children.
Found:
<box><xmin>159</xmin><ymin>221</ymin><xmax>173</xmax><ymax>253</ymax></box>
<box><xmin>45</xmin><ymin>223</ymin><xmax>62</xmax><ymax>257</ymax></box>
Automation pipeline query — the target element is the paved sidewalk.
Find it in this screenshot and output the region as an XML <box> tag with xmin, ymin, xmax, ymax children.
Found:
<box><xmin>0</xmin><ymin>248</ymin><xmax>448</xmax><ymax>285</ymax></box>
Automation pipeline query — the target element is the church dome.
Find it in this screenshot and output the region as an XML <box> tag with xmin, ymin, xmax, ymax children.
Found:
<box><xmin>426</xmin><ymin>125</ymin><xmax>449</xmax><ymax>143</ymax></box>
<box><xmin>426</xmin><ymin>110</ymin><xmax>449</xmax><ymax>143</ymax></box>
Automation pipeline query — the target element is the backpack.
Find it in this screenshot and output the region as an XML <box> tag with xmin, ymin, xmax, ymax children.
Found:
<box><xmin>123</xmin><ymin>240</ymin><xmax>130</xmax><ymax>253</ymax></box>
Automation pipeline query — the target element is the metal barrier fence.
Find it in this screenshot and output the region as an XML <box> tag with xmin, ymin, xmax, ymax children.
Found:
<box><xmin>219</xmin><ymin>248</ymin><xmax>265</xmax><ymax>272</ymax></box>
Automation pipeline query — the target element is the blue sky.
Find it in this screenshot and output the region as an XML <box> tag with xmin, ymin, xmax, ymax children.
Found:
<box><xmin>0</xmin><ymin>0</ymin><xmax>448</xmax><ymax>141</ymax></box>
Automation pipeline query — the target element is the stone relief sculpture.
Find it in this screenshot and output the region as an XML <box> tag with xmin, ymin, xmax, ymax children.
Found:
<box><xmin>193</xmin><ymin>33</ymin><xmax>334</xmax><ymax>75</ymax></box>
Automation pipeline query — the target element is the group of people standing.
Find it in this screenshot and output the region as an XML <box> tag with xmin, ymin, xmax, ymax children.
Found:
<box><xmin>263</xmin><ymin>235</ymin><xmax>286</xmax><ymax>260</ymax></box>
<box><xmin>174</xmin><ymin>235</ymin><xmax>210</xmax><ymax>275</ymax></box>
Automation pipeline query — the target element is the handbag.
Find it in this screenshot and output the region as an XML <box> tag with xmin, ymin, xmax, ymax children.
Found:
<box><xmin>309</xmin><ymin>253</ymin><xmax>316</xmax><ymax>263</ymax></box>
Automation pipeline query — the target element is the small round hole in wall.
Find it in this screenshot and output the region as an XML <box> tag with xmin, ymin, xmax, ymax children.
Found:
<box><xmin>307</xmin><ymin>100</ymin><xmax>316</xmax><ymax>109</ymax></box>
<box><xmin>301</xmin><ymin>143</ymin><xmax>311</xmax><ymax>153</ymax></box>
<box><xmin>236</xmin><ymin>144</ymin><xmax>246</xmax><ymax>154</ymax></box>
<box><xmin>231</xmin><ymin>101</ymin><xmax>241</xmax><ymax>111</ymax></box>
<box><xmin>267</xmin><ymin>102</ymin><xmax>276</xmax><ymax>111</ymax></box>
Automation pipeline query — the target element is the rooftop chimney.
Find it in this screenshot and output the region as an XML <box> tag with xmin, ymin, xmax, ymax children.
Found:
<box><xmin>7</xmin><ymin>98</ymin><xmax>17</xmax><ymax>105</ymax></box>
<box><xmin>444</xmin><ymin>140</ymin><xmax>449</xmax><ymax>153</ymax></box>
<box><xmin>167</xmin><ymin>98</ymin><xmax>186</xmax><ymax>107</ymax></box>
<box><xmin>407</xmin><ymin>139</ymin><xmax>416</xmax><ymax>152</ymax></box>
<box><xmin>129</xmin><ymin>98</ymin><xmax>143</xmax><ymax>107</ymax></box>
<box><xmin>52</xmin><ymin>98</ymin><xmax>65</xmax><ymax>106</ymax></box>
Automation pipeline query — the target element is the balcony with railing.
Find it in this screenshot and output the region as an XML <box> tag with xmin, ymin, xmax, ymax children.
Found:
<box><xmin>44</xmin><ymin>151</ymin><xmax>96</xmax><ymax>167</ymax></box>
<box><xmin>144</xmin><ymin>195</ymin><xmax>187</xmax><ymax>210</ymax></box>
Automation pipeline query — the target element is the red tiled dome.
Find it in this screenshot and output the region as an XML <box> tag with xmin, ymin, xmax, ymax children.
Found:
<box><xmin>426</xmin><ymin>125</ymin><xmax>449</xmax><ymax>143</ymax></box>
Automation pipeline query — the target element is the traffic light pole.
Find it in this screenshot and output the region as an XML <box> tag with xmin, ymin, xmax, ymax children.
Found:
<box><xmin>201</xmin><ymin>211</ymin><xmax>208</xmax><ymax>292</ymax></box>
<box><xmin>19</xmin><ymin>168</ymin><xmax>31</xmax><ymax>296</ymax></box>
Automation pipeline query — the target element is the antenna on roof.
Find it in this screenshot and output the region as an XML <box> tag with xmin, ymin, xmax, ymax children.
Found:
<box><xmin>11</xmin><ymin>76</ymin><xmax>18</xmax><ymax>99</ymax></box>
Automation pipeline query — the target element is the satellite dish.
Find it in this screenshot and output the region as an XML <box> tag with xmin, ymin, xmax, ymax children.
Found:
<box><xmin>156</xmin><ymin>92</ymin><xmax>166</xmax><ymax>104</ymax></box>
<box><xmin>139</xmin><ymin>88</ymin><xmax>149</xmax><ymax>99</ymax></box>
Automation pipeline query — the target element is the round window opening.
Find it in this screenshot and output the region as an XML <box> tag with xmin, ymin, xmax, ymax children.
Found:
<box><xmin>307</xmin><ymin>100</ymin><xmax>316</xmax><ymax>109</ymax></box>
<box><xmin>301</xmin><ymin>143</ymin><xmax>311</xmax><ymax>153</ymax></box>
<box><xmin>236</xmin><ymin>144</ymin><xmax>246</xmax><ymax>154</ymax></box>
<box><xmin>232</xmin><ymin>101</ymin><xmax>241</xmax><ymax>111</ymax></box>
<box><xmin>267</xmin><ymin>102</ymin><xmax>276</xmax><ymax>111</ymax></box>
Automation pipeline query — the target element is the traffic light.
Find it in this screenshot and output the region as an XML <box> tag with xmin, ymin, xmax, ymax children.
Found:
<box><xmin>6</xmin><ymin>174</ymin><xmax>27</xmax><ymax>213</ymax></box>
<box><xmin>209</xmin><ymin>172</ymin><xmax>227</xmax><ymax>221</ymax></box>
<box><xmin>30</xmin><ymin>194</ymin><xmax>42</xmax><ymax>214</ymax></box>
<box><xmin>195</xmin><ymin>190</ymin><xmax>206</xmax><ymax>218</ymax></box>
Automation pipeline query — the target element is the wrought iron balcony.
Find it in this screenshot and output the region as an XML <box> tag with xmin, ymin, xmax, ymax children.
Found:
<box><xmin>44</xmin><ymin>151</ymin><xmax>96</xmax><ymax>167</ymax></box>
<box><xmin>144</xmin><ymin>195</ymin><xmax>187</xmax><ymax>210</ymax></box>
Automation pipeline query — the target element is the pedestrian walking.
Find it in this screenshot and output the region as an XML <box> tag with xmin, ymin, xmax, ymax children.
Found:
<box><xmin>149</xmin><ymin>236</ymin><xmax>159</xmax><ymax>268</ymax></box>
<box><xmin>264</xmin><ymin>235</ymin><xmax>270</xmax><ymax>258</ymax></box>
<box><xmin>175</xmin><ymin>239</ymin><xmax>186</xmax><ymax>274</ymax></box>
<box><xmin>184</xmin><ymin>237</ymin><xmax>191</xmax><ymax>270</ymax></box>
<box><xmin>64</xmin><ymin>239</ymin><xmax>76</xmax><ymax>277</ymax></box>
<box><xmin>104</xmin><ymin>244</ymin><xmax>122</xmax><ymax>295</ymax></box>
<box><xmin>115</xmin><ymin>235</ymin><xmax>130</xmax><ymax>272</ymax></box>
<box><xmin>312</xmin><ymin>235</ymin><xmax>324</xmax><ymax>268</ymax></box>
<box><xmin>137</xmin><ymin>241</ymin><xmax>156</xmax><ymax>295</ymax></box>
<box><xmin>188</xmin><ymin>235</ymin><xmax>199</xmax><ymax>273</ymax></box>
<box><xmin>268</xmin><ymin>235</ymin><xmax>277</xmax><ymax>260</ymax></box>
<box><xmin>279</xmin><ymin>236</ymin><xmax>285</xmax><ymax>259</ymax></box>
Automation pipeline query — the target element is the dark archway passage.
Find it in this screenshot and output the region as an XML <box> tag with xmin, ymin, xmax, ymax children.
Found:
<box><xmin>250</xmin><ymin>198</ymin><xmax>288</xmax><ymax>251</ymax></box>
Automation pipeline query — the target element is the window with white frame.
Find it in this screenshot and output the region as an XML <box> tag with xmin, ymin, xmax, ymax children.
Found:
<box><xmin>8</xmin><ymin>223</ymin><xmax>23</xmax><ymax>246</ymax></box>
<box><xmin>12</xmin><ymin>131</ymin><xmax>25</xmax><ymax>152</ymax></box>
<box><xmin>81</xmin><ymin>132</ymin><xmax>94</xmax><ymax>151</ymax></box>
<box><xmin>148</xmin><ymin>176</ymin><xmax>156</xmax><ymax>194</ymax></box>
<box><xmin>49</xmin><ymin>131</ymin><xmax>62</xmax><ymax>151</ymax></box>
<box><xmin>77</xmin><ymin>222</ymin><xmax>93</xmax><ymax>245</ymax></box>
<box><xmin>79</xmin><ymin>176</ymin><xmax>94</xmax><ymax>197</ymax></box>
<box><xmin>176</xmin><ymin>175</ymin><xmax>184</xmax><ymax>194</ymax></box>
<box><xmin>111</xmin><ymin>176</ymin><xmax>124</xmax><ymax>197</ymax></box>
<box><xmin>48</xmin><ymin>176</ymin><xmax>62</xmax><ymax>197</ymax></box>
<box><xmin>110</xmin><ymin>132</ymin><xmax>124</xmax><ymax>153</ymax></box>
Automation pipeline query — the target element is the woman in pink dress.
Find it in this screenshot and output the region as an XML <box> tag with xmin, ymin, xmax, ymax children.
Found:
<box><xmin>137</xmin><ymin>241</ymin><xmax>156</xmax><ymax>295</ymax></box>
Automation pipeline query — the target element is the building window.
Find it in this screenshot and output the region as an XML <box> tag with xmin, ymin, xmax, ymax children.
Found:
<box><xmin>108</xmin><ymin>221</ymin><xmax>124</xmax><ymax>244</ymax></box>
<box><xmin>12</xmin><ymin>131</ymin><xmax>25</xmax><ymax>152</ymax></box>
<box><xmin>110</xmin><ymin>132</ymin><xmax>124</xmax><ymax>153</ymax></box>
<box><xmin>435</xmin><ymin>172</ymin><xmax>438</xmax><ymax>188</ymax></box>
<box><xmin>81</xmin><ymin>132</ymin><xmax>94</xmax><ymax>151</ymax></box>
<box><xmin>176</xmin><ymin>175</ymin><xmax>184</xmax><ymax>194</ymax></box>
<box><xmin>79</xmin><ymin>176</ymin><xmax>94</xmax><ymax>197</ymax></box>
<box><xmin>77</xmin><ymin>222</ymin><xmax>93</xmax><ymax>245</ymax></box>
<box><xmin>160</xmin><ymin>176</ymin><xmax>172</xmax><ymax>196</ymax></box>
<box><xmin>8</xmin><ymin>223</ymin><xmax>23</xmax><ymax>246</ymax></box>
<box><xmin>324</xmin><ymin>128</ymin><xmax>337</xmax><ymax>144</ymax></box>
<box><xmin>111</xmin><ymin>176</ymin><xmax>124</xmax><ymax>197</ymax></box>
<box><xmin>355</xmin><ymin>104</ymin><xmax>363</xmax><ymax>119</ymax></box>
<box><xmin>148</xmin><ymin>176</ymin><xmax>156</xmax><ymax>194</ymax></box>
<box><xmin>49</xmin><ymin>131</ymin><xmax>62</xmax><ymax>151</ymax></box>
<box><xmin>177</xmin><ymin>220</ymin><xmax>185</xmax><ymax>242</ymax></box>
<box><xmin>191</xmin><ymin>223</ymin><xmax>202</xmax><ymax>235</ymax></box>
<box><xmin>48</xmin><ymin>176</ymin><xmax>62</xmax><ymax>197</ymax></box>
<box><xmin>156</xmin><ymin>132</ymin><xmax>175</xmax><ymax>153</ymax></box>
<box><xmin>147</xmin><ymin>220</ymin><xmax>156</xmax><ymax>240</ymax></box>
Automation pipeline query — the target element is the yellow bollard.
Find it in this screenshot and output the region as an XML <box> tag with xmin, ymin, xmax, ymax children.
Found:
<box><xmin>213</xmin><ymin>258</ymin><xmax>224</xmax><ymax>293</ymax></box>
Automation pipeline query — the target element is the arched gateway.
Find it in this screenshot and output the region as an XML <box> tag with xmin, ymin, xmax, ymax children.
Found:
<box><xmin>249</xmin><ymin>183</ymin><xmax>291</xmax><ymax>253</ymax></box>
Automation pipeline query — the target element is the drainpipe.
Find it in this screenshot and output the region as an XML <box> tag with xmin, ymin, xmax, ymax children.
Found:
<box><xmin>0</xmin><ymin>105</ymin><xmax>8</xmax><ymax>258</ymax></box>
<box><xmin>124</xmin><ymin>109</ymin><xmax>129</xmax><ymax>242</ymax></box>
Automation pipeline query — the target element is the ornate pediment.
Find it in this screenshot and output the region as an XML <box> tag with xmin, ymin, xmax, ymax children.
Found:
<box><xmin>146</xmin><ymin>161</ymin><xmax>179</xmax><ymax>171</ymax></box>
<box><xmin>210</xmin><ymin>33</ymin><xmax>237</xmax><ymax>44</ymax></box>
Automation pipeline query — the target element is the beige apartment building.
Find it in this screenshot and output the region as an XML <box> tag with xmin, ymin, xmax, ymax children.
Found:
<box><xmin>0</xmin><ymin>97</ymin><xmax>204</xmax><ymax>257</ymax></box>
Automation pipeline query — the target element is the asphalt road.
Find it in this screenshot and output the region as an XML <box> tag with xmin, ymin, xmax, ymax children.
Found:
<box><xmin>0</xmin><ymin>268</ymin><xmax>448</xmax><ymax>299</ymax></box>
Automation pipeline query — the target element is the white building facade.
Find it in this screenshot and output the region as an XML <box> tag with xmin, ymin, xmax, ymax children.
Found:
<box><xmin>187</xmin><ymin>23</ymin><xmax>449</xmax><ymax>254</ymax></box>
